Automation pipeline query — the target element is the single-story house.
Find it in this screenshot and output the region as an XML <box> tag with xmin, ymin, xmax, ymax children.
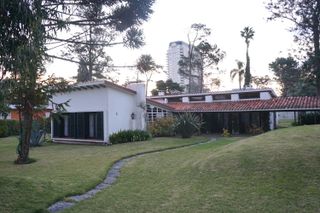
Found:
<box><xmin>51</xmin><ymin>81</ymin><xmax>146</xmax><ymax>144</ymax></box>
<box><xmin>52</xmin><ymin>80</ymin><xmax>320</xmax><ymax>144</ymax></box>
<box><xmin>147</xmin><ymin>88</ymin><xmax>320</xmax><ymax>134</ymax></box>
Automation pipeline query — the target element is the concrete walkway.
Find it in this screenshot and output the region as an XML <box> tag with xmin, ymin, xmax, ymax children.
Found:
<box><xmin>47</xmin><ymin>138</ymin><xmax>216</xmax><ymax>212</ymax></box>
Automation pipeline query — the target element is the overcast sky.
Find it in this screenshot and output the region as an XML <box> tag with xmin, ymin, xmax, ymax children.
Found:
<box><xmin>46</xmin><ymin>0</ymin><xmax>296</xmax><ymax>92</ymax></box>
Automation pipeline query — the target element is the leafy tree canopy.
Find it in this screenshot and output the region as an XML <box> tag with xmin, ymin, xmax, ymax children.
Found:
<box><xmin>151</xmin><ymin>79</ymin><xmax>185</xmax><ymax>96</ymax></box>
<box><xmin>269</xmin><ymin>56</ymin><xmax>317</xmax><ymax>96</ymax></box>
<box><xmin>0</xmin><ymin>0</ymin><xmax>155</xmax><ymax>163</ymax></box>
<box><xmin>266</xmin><ymin>0</ymin><xmax>320</xmax><ymax>95</ymax></box>
<box><xmin>179</xmin><ymin>23</ymin><xmax>225</xmax><ymax>93</ymax></box>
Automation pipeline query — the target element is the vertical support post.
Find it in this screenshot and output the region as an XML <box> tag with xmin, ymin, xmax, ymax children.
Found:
<box><xmin>273</xmin><ymin>111</ymin><xmax>277</xmax><ymax>129</ymax></box>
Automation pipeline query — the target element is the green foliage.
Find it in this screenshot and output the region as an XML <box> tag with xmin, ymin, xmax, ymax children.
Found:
<box><xmin>109</xmin><ymin>130</ymin><xmax>151</xmax><ymax>144</ymax></box>
<box><xmin>299</xmin><ymin>112</ymin><xmax>320</xmax><ymax>125</ymax></box>
<box><xmin>269</xmin><ymin>57</ymin><xmax>314</xmax><ymax>96</ymax></box>
<box><xmin>248</xmin><ymin>124</ymin><xmax>264</xmax><ymax>135</ymax></box>
<box><xmin>6</xmin><ymin>120</ymin><xmax>20</xmax><ymax>136</ymax></box>
<box><xmin>0</xmin><ymin>0</ymin><xmax>155</xmax><ymax>163</ymax></box>
<box><xmin>136</xmin><ymin>54</ymin><xmax>161</xmax><ymax>94</ymax></box>
<box><xmin>221</xmin><ymin>128</ymin><xmax>231</xmax><ymax>137</ymax></box>
<box><xmin>0</xmin><ymin>120</ymin><xmax>9</xmax><ymax>138</ymax></box>
<box><xmin>151</xmin><ymin>79</ymin><xmax>184</xmax><ymax>96</ymax></box>
<box><xmin>148</xmin><ymin>117</ymin><xmax>176</xmax><ymax>137</ymax></box>
<box><xmin>252</xmin><ymin>75</ymin><xmax>271</xmax><ymax>88</ymax></box>
<box><xmin>267</xmin><ymin>0</ymin><xmax>320</xmax><ymax>95</ymax></box>
<box><xmin>230</xmin><ymin>60</ymin><xmax>245</xmax><ymax>89</ymax></box>
<box><xmin>241</xmin><ymin>26</ymin><xmax>255</xmax><ymax>87</ymax></box>
<box><xmin>178</xmin><ymin>23</ymin><xmax>225</xmax><ymax>93</ymax></box>
<box><xmin>174</xmin><ymin>113</ymin><xmax>203</xmax><ymax>138</ymax></box>
<box><xmin>0</xmin><ymin>120</ymin><xmax>20</xmax><ymax>137</ymax></box>
<box><xmin>29</xmin><ymin>121</ymin><xmax>45</xmax><ymax>147</ymax></box>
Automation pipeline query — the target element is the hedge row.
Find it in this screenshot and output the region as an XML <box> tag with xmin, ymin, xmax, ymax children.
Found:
<box><xmin>299</xmin><ymin>112</ymin><xmax>320</xmax><ymax>125</ymax></box>
<box><xmin>0</xmin><ymin>120</ymin><xmax>20</xmax><ymax>138</ymax></box>
<box><xmin>109</xmin><ymin>130</ymin><xmax>151</xmax><ymax>144</ymax></box>
<box><xmin>0</xmin><ymin>118</ymin><xmax>51</xmax><ymax>138</ymax></box>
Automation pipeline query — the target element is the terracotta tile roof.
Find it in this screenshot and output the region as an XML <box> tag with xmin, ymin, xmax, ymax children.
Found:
<box><xmin>166</xmin><ymin>96</ymin><xmax>320</xmax><ymax>112</ymax></box>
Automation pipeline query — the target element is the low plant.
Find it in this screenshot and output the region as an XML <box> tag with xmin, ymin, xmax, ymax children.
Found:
<box><xmin>109</xmin><ymin>130</ymin><xmax>151</xmax><ymax>144</ymax></box>
<box><xmin>221</xmin><ymin>128</ymin><xmax>231</xmax><ymax>137</ymax></box>
<box><xmin>174</xmin><ymin>113</ymin><xmax>203</xmax><ymax>138</ymax></box>
<box><xmin>6</xmin><ymin>120</ymin><xmax>20</xmax><ymax>136</ymax></box>
<box><xmin>249</xmin><ymin>124</ymin><xmax>264</xmax><ymax>135</ymax></box>
<box><xmin>29</xmin><ymin>121</ymin><xmax>45</xmax><ymax>147</ymax></box>
<box><xmin>148</xmin><ymin>116</ymin><xmax>176</xmax><ymax>137</ymax></box>
<box><xmin>299</xmin><ymin>112</ymin><xmax>320</xmax><ymax>125</ymax></box>
<box><xmin>0</xmin><ymin>120</ymin><xmax>9</xmax><ymax>138</ymax></box>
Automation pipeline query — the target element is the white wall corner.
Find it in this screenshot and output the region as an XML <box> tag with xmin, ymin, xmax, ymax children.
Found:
<box><xmin>260</xmin><ymin>92</ymin><xmax>272</xmax><ymax>100</ymax></box>
<box><xmin>231</xmin><ymin>94</ymin><xmax>239</xmax><ymax>101</ymax></box>
<box><xmin>205</xmin><ymin>95</ymin><xmax>213</xmax><ymax>102</ymax></box>
<box><xmin>182</xmin><ymin>97</ymin><xmax>189</xmax><ymax>103</ymax></box>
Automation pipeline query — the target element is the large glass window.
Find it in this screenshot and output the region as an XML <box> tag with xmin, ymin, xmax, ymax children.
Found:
<box><xmin>53</xmin><ymin>112</ymin><xmax>103</xmax><ymax>140</ymax></box>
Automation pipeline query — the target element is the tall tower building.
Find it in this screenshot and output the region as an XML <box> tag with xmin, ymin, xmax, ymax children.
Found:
<box><xmin>167</xmin><ymin>41</ymin><xmax>201</xmax><ymax>93</ymax></box>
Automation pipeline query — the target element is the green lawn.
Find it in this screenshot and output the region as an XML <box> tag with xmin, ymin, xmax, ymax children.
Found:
<box><xmin>64</xmin><ymin>125</ymin><xmax>320</xmax><ymax>213</ymax></box>
<box><xmin>0</xmin><ymin>136</ymin><xmax>207</xmax><ymax>213</ymax></box>
<box><xmin>1</xmin><ymin>125</ymin><xmax>320</xmax><ymax>213</ymax></box>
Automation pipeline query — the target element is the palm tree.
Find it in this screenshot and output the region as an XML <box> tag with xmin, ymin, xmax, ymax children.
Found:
<box><xmin>241</xmin><ymin>26</ymin><xmax>255</xmax><ymax>88</ymax></box>
<box><xmin>136</xmin><ymin>54</ymin><xmax>161</xmax><ymax>96</ymax></box>
<box><xmin>230</xmin><ymin>60</ymin><xmax>245</xmax><ymax>89</ymax></box>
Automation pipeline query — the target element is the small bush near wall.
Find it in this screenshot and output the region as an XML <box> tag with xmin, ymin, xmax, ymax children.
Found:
<box><xmin>109</xmin><ymin>130</ymin><xmax>151</xmax><ymax>144</ymax></box>
<box><xmin>6</xmin><ymin>120</ymin><xmax>20</xmax><ymax>136</ymax></box>
<box><xmin>174</xmin><ymin>113</ymin><xmax>203</xmax><ymax>138</ymax></box>
<box><xmin>148</xmin><ymin>117</ymin><xmax>176</xmax><ymax>137</ymax></box>
<box><xmin>0</xmin><ymin>120</ymin><xmax>9</xmax><ymax>138</ymax></box>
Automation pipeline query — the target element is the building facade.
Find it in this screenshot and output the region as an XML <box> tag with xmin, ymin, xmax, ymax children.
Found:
<box><xmin>51</xmin><ymin>80</ymin><xmax>320</xmax><ymax>144</ymax></box>
<box><xmin>51</xmin><ymin>81</ymin><xmax>146</xmax><ymax>144</ymax></box>
<box><xmin>167</xmin><ymin>41</ymin><xmax>201</xmax><ymax>92</ymax></box>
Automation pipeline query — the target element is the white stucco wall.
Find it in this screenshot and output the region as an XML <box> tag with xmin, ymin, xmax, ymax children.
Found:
<box><xmin>106</xmin><ymin>88</ymin><xmax>136</xmax><ymax>139</ymax></box>
<box><xmin>52</xmin><ymin>85</ymin><xmax>142</xmax><ymax>142</ymax></box>
<box><xmin>53</xmin><ymin>88</ymin><xmax>108</xmax><ymax>113</ymax></box>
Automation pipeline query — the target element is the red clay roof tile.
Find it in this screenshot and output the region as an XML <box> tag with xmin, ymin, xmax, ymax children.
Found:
<box><xmin>166</xmin><ymin>96</ymin><xmax>320</xmax><ymax>112</ymax></box>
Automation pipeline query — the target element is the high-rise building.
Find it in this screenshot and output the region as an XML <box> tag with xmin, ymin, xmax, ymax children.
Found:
<box><xmin>167</xmin><ymin>41</ymin><xmax>201</xmax><ymax>93</ymax></box>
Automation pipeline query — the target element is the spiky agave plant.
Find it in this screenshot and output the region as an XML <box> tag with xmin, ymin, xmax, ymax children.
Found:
<box><xmin>174</xmin><ymin>113</ymin><xmax>203</xmax><ymax>138</ymax></box>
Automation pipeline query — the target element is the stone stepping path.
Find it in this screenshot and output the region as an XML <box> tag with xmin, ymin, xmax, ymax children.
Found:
<box><xmin>47</xmin><ymin>138</ymin><xmax>215</xmax><ymax>212</ymax></box>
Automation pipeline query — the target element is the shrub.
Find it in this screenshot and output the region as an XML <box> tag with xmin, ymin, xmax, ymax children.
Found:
<box><xmin>0</xmin><ymin>120</ymin><xmax>9</xmax><ymax>138</ymax></box>
<box><xmin>174</xmin><ymin>113</ymin><xmax>203</xmax><ymax>138</ymax></box>
<box><xmin>109</xmin><ymin>130</ymin><xmax>151</xmax><ymax>144</ymax></box>
<box><xmin>29</xmin><ymin>121</ymin><xmax>45</xmax><ymax>147</ymax></box>
<box><xmin>221</xmin><ymin>128</ymin><xmax>231</xmax><ymax>137</ymax></box>
<box><xmin>299</xmin><ymin>112</ymin><xmax>320</xmax><ymax>125</ymax></box>
<box><xmin>148</xmin><ymin>116</ymin><xmax>176</xmax><ymax>137</ymax></box>
<box><xmin>248</xmin><ymin>124</ymin><xmax>264</xmax><ymax>135</ymax></box>
<box><xmin>6</xmin><ymin>120</ymin><xmax>20</xmax><ymax>136</ymax></box>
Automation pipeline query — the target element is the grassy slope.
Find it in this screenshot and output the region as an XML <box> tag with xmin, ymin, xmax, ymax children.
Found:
<box><xmin>65</xmin><ymin>125</ymin><xmax>320</xmax><ymax>213</ymax></box>
<box><xmin>0</xmin><ymin>136</ymin><xmax>207</xmax><ymax>213</ymax></box>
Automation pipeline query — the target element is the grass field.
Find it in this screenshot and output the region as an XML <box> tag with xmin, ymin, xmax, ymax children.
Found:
<box><xmin>1</xmin><ymin>125</ymin><xmax>320</xmax><ymax>213</ymax></box>
<box><xmin>0</xmin><ymin>136</ymin><xmax>207</xmax><ymax>213</ymax></box>
<box><xmin>64</xmin><ymin>125</ymin><xmax>320</xmax><ymax>213</ymax></box>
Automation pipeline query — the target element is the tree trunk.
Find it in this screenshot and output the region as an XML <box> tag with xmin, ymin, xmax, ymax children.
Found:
<box><xmin>15</xmin><ymin>107</ymin><xmax>33</xmax><ymax>164</ymax></box>
<box><xmin>244</xmin><ymin>44</ymin><xmax>251</xmax><ymax>88</ymax></box>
